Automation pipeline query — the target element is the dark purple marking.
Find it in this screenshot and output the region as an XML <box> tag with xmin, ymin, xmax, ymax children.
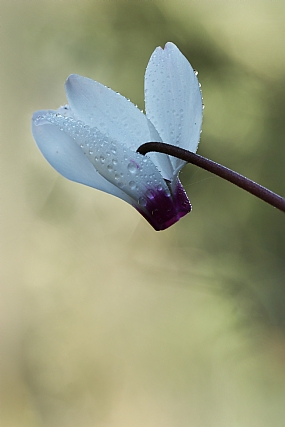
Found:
<box><xmin>135</xmin><ymin>180</ymin><xmax>191</xmax><ymax>231</ymax></box>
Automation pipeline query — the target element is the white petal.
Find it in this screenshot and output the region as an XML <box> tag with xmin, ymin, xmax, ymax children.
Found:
<box><xmin>65</xmin><ymin>74</ymin><xmax>151</xmax><ymax>152</ymax></box>
<box><xmin>65</xmin><ymin>74</ymin><xmax>176</xmax><ymax>181</ymax></box>
<box><xmin>145</xmin><ymin>118</ymin><xmax>175</xmax><ymax>181</ymax></box>
<box><xmin>35</xmin><ymin>110</ymin><xmax>172</xmax><ymax>201</ymax></box>
<box><xmin>33</xmin><ymin>110</ymin><xmax>191</xmax><ymax>230</ymax></box>
<box><xmin>145</xmin><ymin>42</ymin><xmax>203</xmax><ymax>174</ymax></box>
<box><xmin>32</xmin><ymin>110</ymin><xmax>132</xmax><ymax>203</ymax></box>
<box><xmin>33</xmin><ymin>111</ymin><xmax>191</xmax><ymax>230</ymax></box>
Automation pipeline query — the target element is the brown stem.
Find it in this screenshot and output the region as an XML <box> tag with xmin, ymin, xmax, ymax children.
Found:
<box><xmin>137</xmin><ymin>142</ymin><xmax>285</xmax><ymax>213</ymax></box>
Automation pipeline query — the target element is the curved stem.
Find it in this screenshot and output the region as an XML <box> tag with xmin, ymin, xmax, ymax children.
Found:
<box><xmin>137</xmin><ymin>142</ymin><xmax>285</xmax><ymax>213</ymax></box>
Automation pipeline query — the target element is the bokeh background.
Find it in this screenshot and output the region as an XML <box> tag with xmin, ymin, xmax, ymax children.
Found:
<box><xmin>1</xmin><ymin>1</ymin><xmax>285</xmax><ymax>426</ymax></box>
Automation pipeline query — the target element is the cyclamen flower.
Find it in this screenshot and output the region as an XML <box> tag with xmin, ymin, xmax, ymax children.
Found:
<box><xmin>32</xmin><ymin>42</ymin><xmax>203</xmax><ymax>230</ymax></box>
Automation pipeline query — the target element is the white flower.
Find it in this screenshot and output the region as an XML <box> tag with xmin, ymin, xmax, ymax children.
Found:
<box><xmin>32</xmin><ymin>42</ymin><xmax>202</xmax><ymax>230</ymax></box>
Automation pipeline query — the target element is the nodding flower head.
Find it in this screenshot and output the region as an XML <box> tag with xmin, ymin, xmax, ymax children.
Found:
<box><xmin>32</xmin><ymin>42</ymin><xmax>203</xmax><ymax>230</ymax></box>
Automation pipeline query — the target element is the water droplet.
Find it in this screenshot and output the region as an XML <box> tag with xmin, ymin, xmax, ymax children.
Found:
<box><xmin>146</xmin><ymin>190</ymin><xmax>155</xmax><ymax>200</ymax></box>
<box><xmin>151</xmin><ymin>209</ymin><xmax>161</xmax><ymax>221</ymax></box>
<box><xmin>157</xmin><ymin>184</ymin><xmax>163</xmax><ymax>191</ymax></box>
<box><xmin>129</xmin><ymin>181</ymin><xmax>136</xmax><ymax>190</ymax></box>
<box><xmin>127</xmin><ymin>162</ymin><xmax>138</xmax><ymax>174</ymax></box>
<box><xmin>89</xmin><ymin>149</ymin><xmax>93</xmax><ymax>155</ymax></box>
<box><xmin>100</xmin><ymin>156</ymin><xmax>105</xmax><ymax>163</ymax></box>
<box><xmin>107</xmin><ymin>164</ymin><xmax>113</xmax><ymax>172</ymax></box>
<box><xmin>138</xmin><ymin>197</ymin><xmax>147</xmax><ymax>207</ymax></box>
<box><xmin>111</xmin><ymin>144</ymin><xmax>117</xmax><ymax>154</ymax></box>
<box><xmin>114</xmin><ymin>174</ymin><xmax>123</xmax><ymax>187</ymax></box>
<box><xmin>112</xmin><ymin>158</ymin><xmax>118</xmax><ymax>165</ymax></box>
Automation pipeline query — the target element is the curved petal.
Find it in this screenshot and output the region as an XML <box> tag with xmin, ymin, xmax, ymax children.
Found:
<box><xmin>145</xmin><ymin>42</ymin><xmax>203</xmax><ymax>174</ymax></box>
<box><xmin>65</xmin><ymin>74</ymin><xmax>176</xmax><ymax>181</ymax></box>
<box><xmin>32</xmin><ymin>110</ymin><xmax>133</xmax><ymax>203</ymax></box>
<box><xmin>65</xmin><ymin>74</ymin><xmax>151</xmax><ymax>152</ymax></box>
<box><xmin>34</xmin><ymin>110</ymin><xmax>170</xmax><ymax>200</ymax></box>
<box><xmin>33</xmin><ymin>110</ymin><xmax>191</xmax><ymax>230</ymax></box>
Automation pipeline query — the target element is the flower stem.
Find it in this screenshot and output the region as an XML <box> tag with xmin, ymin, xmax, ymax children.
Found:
<box><xmin>137</xmin><ymin>142</ymin><xmax>285</xmax><ymax>213</ymax></box>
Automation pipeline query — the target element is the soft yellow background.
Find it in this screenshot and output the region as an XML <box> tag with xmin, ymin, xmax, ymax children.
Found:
<box><xmin>1</xmin><ymin>1</ymin><xmax>285</xmax><ymax>426</ymax></box>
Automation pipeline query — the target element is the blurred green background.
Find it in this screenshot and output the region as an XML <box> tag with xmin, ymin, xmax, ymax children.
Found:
<box><xmin>1</xmin><ymin>0</ymin><xmax>285</xmax><ymax>426</ymax></box>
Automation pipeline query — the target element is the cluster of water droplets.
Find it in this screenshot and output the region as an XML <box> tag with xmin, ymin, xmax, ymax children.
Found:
<box><xmin>34</xmin><ymin>111</ymin><xmax>171</xmax><ymax>208</ymax></box>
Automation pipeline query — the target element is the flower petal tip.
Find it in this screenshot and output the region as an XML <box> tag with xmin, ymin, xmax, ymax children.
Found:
<box><xmin>65</xmin><ymin>74</ymin><xmax>83</xmax><ymax>96</ymax></box>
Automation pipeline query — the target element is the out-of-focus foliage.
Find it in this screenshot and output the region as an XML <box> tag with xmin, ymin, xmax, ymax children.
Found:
<box><xmin>1</xmin><ymin>1</ymin><xmax>285</xmax><ymax>426</ymax></box>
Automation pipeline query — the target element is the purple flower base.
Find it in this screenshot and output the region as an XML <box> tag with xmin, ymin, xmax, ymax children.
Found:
<box><xmin>136</xmin><ymin>180</ymin><xmax>191</xmax><ymax>231</ymax></box>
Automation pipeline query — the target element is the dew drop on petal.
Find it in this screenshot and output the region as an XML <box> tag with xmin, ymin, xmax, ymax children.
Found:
<box><xmin>114</xmin><ymin>173</ymin><xmax>123</xmax><ymax>187</ymax></box>
<box><xmin>129</xmin><ymin>181</ymin><xmax>136</xmax><ymax>190</ymax></box>
<box><xmin>138</xmin><ymin>197</ymin><xmax>147</xmax><ymax>207</ymax></box>
<box><xmin>127</xmin><ymin>162</ymin><xmax>138</xmax><ymax>174</ymax></box>
<box><xmin>146</xmin><ymin>190</ymin><xmax>155</xmax><ymax>200</ymax></box>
